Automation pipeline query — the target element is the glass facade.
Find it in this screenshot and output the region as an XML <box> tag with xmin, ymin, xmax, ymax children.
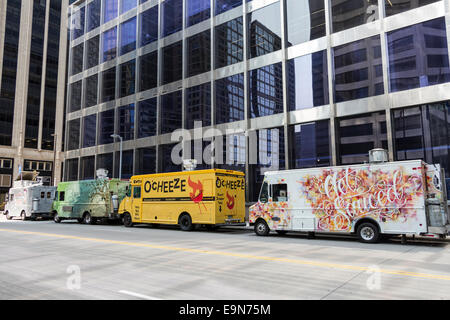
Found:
<box><xmin>65</xmin><ymin>0</ymin><xmax>450</xmax><ymax>197</ymax></box>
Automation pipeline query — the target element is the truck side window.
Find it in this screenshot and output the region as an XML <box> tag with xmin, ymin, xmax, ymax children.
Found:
<box><xmin>59</xmin><ymin>192</ymin><xmax>65</xmax><ymax>201</ymax></box>
<box><xmin>126</xmin><ymin>187</ymin><xmax>131</xmax><ymax>197</ymax></box>
<box><xmin>133</xmin><ymin>186</ymin><xmax>141</xmax><ymax>198</ymax></box>
<box><xmin>47</xmin><ymin>192</ymin><xmax>51</xmax><ymax>199</ymax></box>
<box><xmin>272</xmin><ymin>184</ymin><xmax>288</xmax><ymax>202</ymax></box>
<box><xmin>41</xmin><ymin>192</ymin><xmax>45</xmax><ymax>198</ymax></box>
<box><xmin>259</xmin><ymin>182</ymin><xmax>269</xmax><ymax>203</ymax></box>
<box><xmin>55</xmin><ymin>191</ymin><xmax>58</xmax><ymax>200</ymax></box>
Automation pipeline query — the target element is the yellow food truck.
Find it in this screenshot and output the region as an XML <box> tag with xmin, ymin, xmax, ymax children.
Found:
<box><xmin>118</xmin><ymin>169</ymin><xmax>245</xmax><ymax>230</ymax></box>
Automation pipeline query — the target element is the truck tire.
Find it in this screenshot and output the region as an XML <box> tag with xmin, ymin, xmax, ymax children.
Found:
<box><xmin>5</xmin><ymin>211</ymin><xmax>12</xmax><ymax>220</ymax></box>
<box><xmin>357</xmin><ymin>222</ymin><xmax>380</xmax><ymax>243</ymax></box>
<box><xmin>254</xmin><ymin>219</ymin><xmax>270</xmax><ymax>236</ymax></box>
<box><xmin>179</xmin><ymin>214</ymin><xmax>194</xmax><ymax>231</ymax></box>
<box><xmin>20</xmin><ymin>211</ymin><xmax>27</xmax><ymax>221</ymax></box>
<box><xmin>123</xmin><ymin>213</ymin><xmax>133</xmax><ymax>227</ymax></box>
<box><xmin>54</xmin><ymin>214</ymin><xmax>61</xmax><ymax>223</ymax></box>
<box><xmin>83</xmin><ymin>213</ymin><xmax>96</xmax><ymax>225</ymax></box>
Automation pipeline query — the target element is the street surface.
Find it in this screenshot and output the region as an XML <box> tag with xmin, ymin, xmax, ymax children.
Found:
<box><xmin>0</xmin><ymin>215</ymin><xmax>450</xmax><ymax>300</ymax></box>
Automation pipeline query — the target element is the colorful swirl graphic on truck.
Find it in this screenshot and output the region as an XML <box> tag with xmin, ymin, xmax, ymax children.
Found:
<box><xmin>299</xmin><ymin>167</ymin><xmax>424</xmax><ymax>231</ymax></box>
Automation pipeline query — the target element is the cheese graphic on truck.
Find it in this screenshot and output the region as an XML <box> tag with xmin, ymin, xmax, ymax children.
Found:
<box><xmin>249</xmin><ymin>149</ymin><xmax>449</xmax><ymax>243</ymax></box>
<box><xmin>118</xmin><ymin>169</ymin><xmax>245</xmax><ymax>230</ymax></box>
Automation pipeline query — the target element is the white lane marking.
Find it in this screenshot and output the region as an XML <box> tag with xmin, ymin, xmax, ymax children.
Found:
<box><xmin>119</xmin><ymin>290</ymin><xmax>162</xmax><ymax>300</ymax></box>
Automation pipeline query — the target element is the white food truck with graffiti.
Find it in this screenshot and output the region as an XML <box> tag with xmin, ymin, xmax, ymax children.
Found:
<box><xmin>249</xmin><ymin>149</ymin><xmax>449</xmax><ymax>243</ymax></box>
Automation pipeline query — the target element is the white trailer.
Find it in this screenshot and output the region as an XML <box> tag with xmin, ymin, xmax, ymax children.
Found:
<box><xmin>4</xmin><ymin>180</ymin><xmax>56</xmax><ymax>220</ymax></box>
<box><xmin>249</xmin><ymin>150</ymin><xmax>449</xmax><ymax>243</ymax></box>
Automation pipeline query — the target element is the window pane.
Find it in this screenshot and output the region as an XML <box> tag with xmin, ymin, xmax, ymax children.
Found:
<box><xmin>385</xmin><ymin>0</ymin><xmax>439</xmax><ymax>17</ymax></box>
<box><xmin>288</xmin><ymin>121</ymin><xmax>330</xmax><ymax>168</ymax></box>
<box><xmin>96</xmin><ymin>153</ymin><xmax>113</xmax><ymax>177</ymax></box>
<box><xmin>87</xmin><ymin>0</ymin><xmax>100</xmax><ymax>31</ymax></box>
<box><xmin>118</xmin><ymin>104</ymin><xmax>135</xmax><ymax>141</ymax></box>
<box><xmin>215</xmin><ymin>0</ymin><xmax>242</xmax><ymax>15</ymax></box>
<box><xmin>104</xmin><ymin>0</ymin><xmax>118</xmax><ymax>23</ymax></box>
<box><xmin>121</xmin><ymin>0</ymin><xmax>136</xmax><ymax>14</ymax></box>
<box><xmin>338</xmin><ymin>112</ymin><xmax>387</xmax><ymax>164</ymax></box>
<box><xmin>72</xmin><ymin>43</ymin><xmax>84</xmax><ymax>75</ymax></box>
<box><xmin>67</xmin><ymin>118</ymin><xmax>80</xmax><ymax>151</ymax></box>
<box><xmin>216</xmin><ymin>133</ymin><xmax>246</xmax><ymax>171</ymax></box>
<box><xmin>65</xmin><ymin>158</ymin><xmax>79</xmax><ymax>181</ymax></box>
<box><xmin>81</xmin><ymin>156</ymin><xmax>95</xmax><ymax>180</ymax></box>
<box><xmin>287</xmin><ymin>50</ymin><xmax>329</xmax><ymax>110</ymax></box>
<box><xmin>215</xmin><ymin>17</ymin><xmax>243</xmax><ymax>69</ymax></box>
<box><xmin>139</xmin><ymin>51</ymin><xmax>158</xmax><ymax>91</ymax></box>
<box><xmin>136</xmin><ymin>148</ymin><xmax>156</xmax><ymax>174</ymax></box>
<box><xmin>162</xmin><ymin>41</ymin><xmax>182</xmax><ymax>84</ymax></box>
<box><xmin>86</xmin><ymin>35</ymin><xmax>99</xmax><ymax>69</ymax></box>
<box><xmin>72</xmin><ymin>7</ymin><xmax>85</xmax><ymax>40</ymax></box>
<box><xmin>83</xmin><ymin>114</ymin><xmax>96</xmax><ymax>148</ymax></box>
<box><xmin>70</xmin><ymin>80</ymin><xmax>82</xmax><ymax>112</ymax></box>
<box><xmin>103</xmin><ymin>27</ymin><xmax>117</xmax><ymax>62</ymax></box>
<box><xmin>248</xmin><ymin>2</ymin><xmax>282</xmax><ymax>59</ymax></box>
<box><xmin>186</xmin><ymin>83</ymin><xmax>211</xmax><ymax>129</ymax></box>
<box><xmin>331</xmin><ymin>0</ymin><xmax>378</xmax><ymax>33</ymax></box>
<box><xmin>98</xmin><ymin>109</ymin><xmax>115</xmax><ymax>145</ymax></box>
<box><xmin>161</xmin><ymin>0</ymin><xmax>183</xmax><ymax>37</ymax></box>
<box><xmin>249</xmin><ymin>62</ymin><xmax>284</xmax><ymax>118</ymax></box>
<box><xmin>138</xmin><ymin>98</ymin><xmax>157</xmax><ymax>138</ymax></box>
<box><xmin>286</xmin><ymin>0</ymin><xmax>325</xmax><ymax>46</ymax></box>
<box><xmin>160</xmin><ymin>90</ymin><xmax>182</xmax><ymax>134</ymax></box>
<box><xmin>120</xmin><ymin>60</ymin><xmax>135</xmax><ymax>98</ymax></box>
<box><xmin>140</xmin><ymin>6</ymin><xmax>158</xmax><ymax>47</ymax></box>
<box><xmin>101</xmin><ymin>67</ymin><xmax>116</xmax><ymax>103</ymax></box>
<box><xmin>186</xmin><ymin>0</ymin><xmax>210</xmax><ymax>27</ymax></box>
<box><xmin>159</xmin><ymin>143</ymin><xmax>181</xmax><ymax>172</ymax></box>
<box><xmin>120</xmin><ymin>17</ymin><xmax>136</xmax><ymax>55</ymax></box>
<box><xmin>387</xmin><ymin>18</ymin><xmax>450</xmax><ymax>93</ymax></box>
<box><xmin>187</xmin><ymin>30</ymin><xmax>211</xmax><ymax>77</ymax></box>
<box><xmin>85</xmin><ymin>74</ymin><xmax>98</xmax><ymax>108</ymax></box>
<box><xmin>333</xmin><ymin>35</ymin><xmax>384</xmax><ymax>103</ymax></box>
<box><xmin>215</xmin><ymin>73</ymin><xmax>245</xmax><ymax>124</ymax></box>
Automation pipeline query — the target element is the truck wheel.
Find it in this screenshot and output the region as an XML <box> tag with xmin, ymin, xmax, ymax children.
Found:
<box><xmin>357</xmin><ymin>222</ymin><xmax>380</xmax><ymax>243</ymax></box>
<box><xmin>5</xmin><ymin>211</ymin><xmax>12</xmax><ymax>220</ymax></box>
<box><xmin>83</xmin><ymin>213</ymin><xmax>96</xmax><ymax>225</ymax></box>
<box><xmin>21</xmin><ymin>211</ymin><xmax>27</xmax><ymax>221</ymax></box>
<box><xmin>123</xmin><ymin>213</ymin><xmax>133</xmax><ymax>227</ymax></box>
<box><xmin>254</xmin><ymin>219</ymin><xmax>270</xmax><ymax>236</ymax></box>
<box><xmin>179</xmin><ymin>214</ymin><xmax>193</xmax><ymax>231</ymax></box>
<box><xmin>54</xmin><ymin>214</ymin><xmax>61</xmax><ymax>223</ymax></box>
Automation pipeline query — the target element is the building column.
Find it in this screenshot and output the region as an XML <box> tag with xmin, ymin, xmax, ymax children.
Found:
<box><xmin>0</xmin><ymin>0</ymin><xmax>7</xmax><ymax>90</ymax></box>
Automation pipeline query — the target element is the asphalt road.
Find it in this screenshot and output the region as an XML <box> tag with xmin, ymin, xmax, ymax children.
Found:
<box><xmin>0</xmin><ymin>215</ymin><xmax>450</xmax><ymax>300</ymax></box>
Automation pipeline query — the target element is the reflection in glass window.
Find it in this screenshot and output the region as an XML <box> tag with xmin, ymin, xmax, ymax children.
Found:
<box><xmin>98</xmin><ymin>109</ymin><xmax>115</xmax><ymax>145</ymax></box>
<box><xmin>83</xmin><ymin>114</ymin><xmax>97</xmax><ymax>148</ymax></box>
<box><xmin>288</xmin><ymin>121</ymin><xmax>330</xmax><ymax>169</ymax></box>
<box><xmin>72</xmin><ymin>7</ymin><xmax>85</xmax><ymax>40</ymax></box>
<box><xmin>81</xmin><ymin>156</ymin><xmax>95</xmax><ymax>180</ymax></box>
<box><xmin>104</xmin><ymin>0</ymin><xmax>118</xmax><ymax>23</ymax></box>
<box><xmin>65</xmin><ymin>158</ymin><xmax>79</xmax><ymax>181</ymax></box>
<box><xmin>162</xmin><ymin>41</ymin><xmax>183</xmax><ymax>84</ymax></box>
<box><xmin>139</xmin><ymin>51</ymin><xmax>158</xmax><ymax>91</ymax></box>
<box><xmin>67</xmin><ymin>119</ymin><xmax>80</xmax><ymax>151</ymax></box>
<box><xmin>103</xmin><ymin>27</ymin><xmax>117</xmax><ymax>62</ymax></box>
<box><xmin>87</xmin><ymin>0</ymin><xmax>100</xmax><ymax>32</ymax></box>
<box><xmin>161</xmin><ymin>0</ymin><xmax>183</xmax><ymax>37</ymax></box>
<box><xmin>187</xmin><ymin>30</ymin><xmax>211</xmax><ymax>77</ymax></box>
<box><xmin>160</xmin><ymin>143</ymin><xmax>181</xmax><ymax>172</ymax></box>
<box><xmin>249</xmin><ymin>127</ymin><xmax>285</xmax><ymax>201</ymax></box>
<box><xmin>72</xmin><ymin>43</ymin><xmax>84</xmax><ymax>75</ymax></box>
<box><xmin>215</xmin><ymin>17</ymin><xmax>243</xmax><ymax>69</ymax></box>
<box><xmin>186</xmin><ymin>83</ymin><xmax>211</xmax><ymax>129</ymax></box>
<box><xmin>249</xmin><ymin>62</ymin><xmax>284</xmax><ymax>118</ymax></box>
<box><xmin>286</xmin><ymin>0</ymin><xmax>325</xmax><ymax>46</ymax></box>
<box><xmin>287</xmin><ymin>51</ymin><xmax>329</xmax><ymax>110</ymax></box>
<box><xmin>120</xmin><ymin>60</ymin><xmax>135</xmax><ymax>98</ymax></box>
<box><xmin>387</xmin><ymin>18</ymin><xmax>450</xmax><ymax>93</ymax></box>
<box><xmin>70</xmin><ymin>80</ymin><xmax>82</xmax><ymax>112</ymax></box>
<box><xmin>331</xmin><ymin>0</ymin><xmax>378</xmax><ymax>33</ymax></box>
<box><xmin>186</xmin><ymin>0</ymin><xmax>210</xmax><ymax>27</ymax></box>
<box><xmin>120</xmin><ymin>17</ymin><xmax>136</xmax><ymax>55</ymax></box>
<box><xmin>101</xmin><ymin>67</ymin><xmax>116</xmax><ymax>103</ymax></box>
<box><xmin>333</xmin><ymin>35</ymin><xmax>384</xmax><ymax>103</ymax></box>
<box><xmin>97</xmin><ymin>153</ymin><xmax>113</xmax><ymax>177</ymax></box>
<box><xmin>247</xmin><ymin>2</ymin><xmax>282</xmax><ymax>59</ymax></box>
<box><xmin>115</xmin><ymin>150</ymin><xmax>134</xmax><ymax>179</ymax></box>
<box><xmin>393</xmin><ymin>102</ymin><xmax>450</xmax><ymax>194</ymax></box>
<box><xmin>216</xmin><ymin>133</ymin><xmax>246</xmax><ymax>172</ymax></box>
<box><xmin>215</xmin><ymin>73</ymin><xmax>245</xmax><ymax>124</ymax></box>
<box><xmin>338</xmin><ymin>112</ymin><xmax>387</xmax><ymax>165</ymax></box>
<box><xmin>86</xmin><ymin>35</ymin><xmax>99</xmax><ymax>69</ymax></box>
<box><xmin>140</xmin><ymin>6</ymin><xmax>158</xmax><ymax>47</ymax></box>
<box><xmin>385</xmin><ymin>0</ymin><xmax>439</xmax><ymax>17</ymax></box>
<box><xmin>136</xmin><ymin>148</ymin><xmax>156</xmax><ymax>174</ymax></box>
<box><xmin>118</xmin><ymin>104</ymin><xmax>135</xmax><ymax>141</ymax></box>
<box><xmin>161</xmin><ymin>91</ymin><xmax>182</xmax><ymax>134</ymax></box>
<box><xmin>216</xmin><ymin>0</ymin><xmax>242</xmax><ymax>15</ymax></box>
<box><xmin>121</xmin><ymin>0</ymin><xmax>136</xmax><ymax>14</ymax></box>
<box><xmin>85</xmin><ymin>74</ymin><xmax>98</xmax><ymax>108</ymax></box>
<box><xmin>138</xmin><ymin>98</ymin><xmax>157</xmax><ymax>138</ymax></box>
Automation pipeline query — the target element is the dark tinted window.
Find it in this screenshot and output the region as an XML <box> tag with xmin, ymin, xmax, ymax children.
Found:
<box><xmin>187</xmin><ymin>30</ymin><xmax>211</xmax><ymax>77</ymax></box>
<box><xmin>85</xmin><ymin>74</ymin><xmax>98</xmax><ymax>108</ymax></box>
<box><xmin>98</xmin><ymin>109</ymin><xmax>115</xmax><ymax>145</ymax></box>
<box><xmin>86</xmin><ymin>35</ymin><xmax>99</xmax><ymax>69</ymax></box>
<box><xmin>139</xmin><ymin>51</ymin><xmax>158</xmax><ymax>91</ymax></box>
<box><xmin>118</xmin><ymin>104</ymin><xmax>135</xmax><ymax>141</ymax></box>
<box><xmin>162</xmin><ymin>41</ymin><xmax>183</xmax><ymax>84</ymax></box>
<box><xmin>96</xmin><ymin>153</ymin><xmax>113</xmax><ymax>176</ymax></box>
<box><xmin>161</xmin><ymin>0</ymin><xmax>183</xmax><ymax>37</ymax></box>
<box><xmin>81</xmin><ymin>156</ymin><xmax>95</xmax><ymax>180</ymax></box>
<box><xmin>215</xmin><ymin>74</ymin><xmax>245</xmax><ymax>124</ymax></box>
<box><xmin>120</xmin><ymin>60</ymin><xmax>135</xmax><ymax>98</ymax></box>
<box><xmin>67</xmin><ymin>119</ymin><xmax>80</xmax><ymax>151</ymax></box>
<box><xmin>87</xmin><ymin>0</ymin><xmax>101</xmax><ymax>31</ymax></box>
<box><xmin>72</xmin><ymin>43</ymin><xmax>84</xmax><ymax>75</ymax></box>
<box><xmin>83</xmin><ymin>114</ymin><xmax>97</xmax><ymax>148</ymax></box>
<box><xmin>138</xmin><ymin>98</ymin><xmax>157</xmax><ymax>138</ymax></box>
<box><xmin>161</xmin><ymin>91</ymin><xmax>182</xmax><ymax>134</ymax></box>
<box><xmin>120</xmin><ymin>17</ymin><xmax>137</xmax><ymax>55</ymax></box>
<box><xmin>70</xmin><ymin>81</ymin><xmax>82</xmax><ymax>112</ymax></box>
<box><xmin>136</xmin><ymin>148</ymin><xmax>156</xmax><ymax>174</ymax></box>
<box><xmin>101</xmin><ymin>67</ymin><xmax>116</xmax><ymax>103</ymax></box>
<box><xmin>140</xmin><ymin>6</ymin><xmax>158</xmax><ymax>47</ymax></box>
<box><xmin>186</xmin><ymin>83</ymin><xmax>211</xmax><ymax>129</ymax></box>
<box><xmin>103</xmin><ymin>27</ymin><xmax>117</xmax><ymax>62</ymax></box>
<box><xmin>215</xmin><ymin>17</ymin><xmax>243</xmax><ymax>69</ymax></box>
<box><xmin>159</xmin><ymin>143</ymin><xmax>181</xmax><ymax>172</ymax></box>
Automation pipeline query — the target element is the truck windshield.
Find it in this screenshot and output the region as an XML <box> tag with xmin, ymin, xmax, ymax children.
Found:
<box><xmin>259</xmin><ymin>182</ymin><xmax>269</xmax><ymax>203</ymax></box>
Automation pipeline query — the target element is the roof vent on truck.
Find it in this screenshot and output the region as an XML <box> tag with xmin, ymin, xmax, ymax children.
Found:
<box><xmin>183</xmin><ymin>159</ymin><xmax>197</xmax><ymax>171</ymax></box>
<box><xmin>368</xmin><ymin>148</ymin><xmax>389</xmax><ymax>164</ymax></box>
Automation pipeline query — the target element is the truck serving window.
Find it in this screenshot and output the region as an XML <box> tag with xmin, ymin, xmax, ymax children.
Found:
<box><xmin>133</xmin><ymin>186</ymin><xmax>141</xmax><ymax>198</ymax></box>
<box><xmin>272</xmin><ymin>184</ymin><xmax>288</xmax><ymax>202</ymax></box>
<box><xmin>259</xmin><ymin>182</ymin><xmax>269</xmax><ymax>203</ymax></box>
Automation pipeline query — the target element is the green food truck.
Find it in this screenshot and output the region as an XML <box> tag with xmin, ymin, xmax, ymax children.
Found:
<box><xmin>52</xmin><ymin>174</ymin><xmax>129</xmax><ymax>224</ymax></box>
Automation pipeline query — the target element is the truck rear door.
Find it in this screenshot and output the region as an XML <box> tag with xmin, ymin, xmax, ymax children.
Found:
<box><xmin>426</xmin><ymin>165</ymin><xmax>449</xmax><ymax>230</ymax></box>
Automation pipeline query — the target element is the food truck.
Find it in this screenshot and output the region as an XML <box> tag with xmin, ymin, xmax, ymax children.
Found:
<box><xmin>118</xmin><ymin>166</ymin><xmax>246</xmax><ymax>230</ymax></box>
<box><xmin>4</xmin><ymin>172</ymin><xmax>56</xmax><ymax>220</ymax></box>
<box><xmin>52</xmin><ymin>169</ymin><xmax>129</xmax><ymax>224</ymax></box>
<box><xmin>249</xmin><ymin>149</ymin><xmax>449</xmax><ymax>243</ymax></box>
